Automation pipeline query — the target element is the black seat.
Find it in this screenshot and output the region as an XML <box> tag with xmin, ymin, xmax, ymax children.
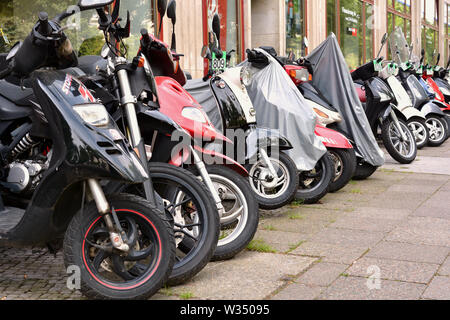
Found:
<box><xmin>0</xmin><ymin>53</ymin><xmax>33</xmax><ymax>106</ymax></box>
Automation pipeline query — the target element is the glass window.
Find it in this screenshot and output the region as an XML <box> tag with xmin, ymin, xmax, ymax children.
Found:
<box><xmin>421</xmin><ymin>0</ymin><xmax>439</xmax><ymax>64</ymax></box>
<box><xmin>0</xmin><ymin>0</ymin><xmax>156</xmax><ymax>57</ymax></box>
<box><xmin>326</xmin><ymin>0</ymin><xmax>374</xmax><ymax>70</ymax></box>
<box><xmin>286</xmin><ymin>0</ymin><xmax>306</xmax><ymax>58</ymax></box>
<box><xmin>205</xmin><ymin>0</ymin><xmax>242</xmax><ymax>65</ymax></box>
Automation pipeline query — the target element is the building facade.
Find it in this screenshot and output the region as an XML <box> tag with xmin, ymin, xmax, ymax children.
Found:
<box><xmin>0</xmin><ymin>0</ymin><xmax>449</xmax><ymax>77</ymax></box>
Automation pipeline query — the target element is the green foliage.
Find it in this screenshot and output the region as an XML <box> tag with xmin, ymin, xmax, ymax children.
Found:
<box><xmin>78</xmin><ymin>35</ymin><xmax>104</xmax><ymax>57</ymax></box>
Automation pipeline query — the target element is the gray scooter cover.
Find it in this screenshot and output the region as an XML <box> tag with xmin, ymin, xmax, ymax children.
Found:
<box><xmin>307</xmin><ymin>34</ymin><xmax>385</xmax><ymax>167</ymax></box>
<box><xmin>243</xmin><ymin>48</ymin><xmax>327</xmax><ymax>171</ymax></box>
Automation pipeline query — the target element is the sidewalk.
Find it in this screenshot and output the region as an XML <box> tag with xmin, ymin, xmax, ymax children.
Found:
<box><xmin>0</xmin><ymin>140</ymin><xmax>449</xmax><ymax>300</ymax></box>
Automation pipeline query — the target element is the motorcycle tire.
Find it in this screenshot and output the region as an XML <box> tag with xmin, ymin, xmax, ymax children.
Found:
<box><xmin>191</xmin><ymin>165</ymin><xmax>259</xmax><ymax>261</ymax></box>
<box><xmin>246</xmin><ymin>151</ymin><xmax>299</xmax><ymax>210</ymax></box>
<box><xmin>381</xmin><ymin>118</ymin><xmax>417</xmax><ymax>164</ymax></box>
<box><xmin>106</xmin><ymin>163</ymin><xmax>220</xmax><ymax>286</ymax></box>
<box><xmin>407</xmin><ymin>118</ymin><xmax>429</xmax><ymax>149</ymax></box>
<box><xmin>353</xmin><ymin>161</ymin><xmax>378</xmax><ymax>180</ymax></box>
<box><xmin>426</xmin><ymin>115</ymin><xmax>448</xmax><ymax>147</ymax></box>
<box><xmin>328</xmin><ymin>148</ymin><xmax>357</xmax><ymax>193</ymax></box>
<box><xmin>296</xmin><ymin>152</ymin><xmax>334</xmax><ymax>204</ymax></box>
<box><xmin>63</xmin><ymin>194</ymin><xmax>175</xmax><ymax>300</ymax></box>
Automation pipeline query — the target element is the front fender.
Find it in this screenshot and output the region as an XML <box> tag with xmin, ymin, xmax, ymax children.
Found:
<box><xmin>396</xmin><ymin>106</ymin><xmax>426</xmax><ymax>121</ymax></box>
<box><xmin>245</xmin><ymin>127</ymin><xmax>293</xmax><ymax>161</ymax></box>
<box><xmin>420</xmin><ymin>101</ymin><xmax>446</xmax><ymax>117</ymax></box>
<box><xmin>315</xmin><ymin>125</ymin><xmax>353</xmax><ymax>149</ymax></box>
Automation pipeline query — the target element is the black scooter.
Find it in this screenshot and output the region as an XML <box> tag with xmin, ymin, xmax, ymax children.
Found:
<box><xmin>0</xmin><ymin>0</ymin><xmax>175</xmax><ymax>300</ymax></box>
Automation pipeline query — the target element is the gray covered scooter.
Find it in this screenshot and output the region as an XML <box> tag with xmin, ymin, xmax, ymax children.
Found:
<box><xmin>306</xmin><ymin>34</ymin><xmax>385</xmax><ymax>178</ymax></box>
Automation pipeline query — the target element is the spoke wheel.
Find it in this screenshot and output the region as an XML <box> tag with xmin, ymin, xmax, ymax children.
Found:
<box><xmin>426</xmin><ymin>115</ymin><xmax>447</xmax><ymax>147</ymax></box>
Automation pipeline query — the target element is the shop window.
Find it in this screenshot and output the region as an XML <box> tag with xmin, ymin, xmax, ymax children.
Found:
<box><xmin>204</xmin><ymin>0</ymin><xmax>243</xmax><ymax>66</ymax></box>
<box><xmin>445</xmin><ymin>3</ymin><xmax>450</xmax><ymax>66</ymax></box>
<box><xmin>326</xmin><ymin>0</ymin><xmax>374</xmax><ymax>70</ymax></box>
<box><xmin>286</xmin><ymin>0</ymin><xmax>306</xmax><ymax>58</ymax></box>
<box><xmin>421</xmin><ymin>0</ymin><xmax>439</xmax><ymax>64</ymax></box>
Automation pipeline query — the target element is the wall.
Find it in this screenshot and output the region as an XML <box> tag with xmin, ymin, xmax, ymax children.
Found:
<box><xmin>251</xmin><ymin>0</ymin><xmax>285</xmax><ymax>54</ymax></box>
<box><xmin>163</xmin><ymin>0</ymin><xmax>204</xmax><ymax>78</ymax></box>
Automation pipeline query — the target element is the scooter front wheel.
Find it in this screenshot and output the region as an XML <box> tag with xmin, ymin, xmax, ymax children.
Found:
<box><xmin>296</xmin><ymin>152</ymin><xmax>334</xmax><ymax>204</ymax></box>
<box><xmin>382</xmin><ymin>118</ymin><xmax>417</xmax><ymax>164</ymax></box>
<box><xmin>407</xmin><ymin>118</ymin><xmax>429</xmax><ymax>149</ymax></box>
<box><xmin>246</xmin><ymin>151</ymin><xmax>299</xmax><ymax>210</ymax></box>
<box><xmin>328</xmin><ymin>148</ymin><xmax>357</xmax><ymax>193</ymax></box>
<box><xmin>63</xmin><ymin>194</ymin><xmax>175</xmax><ymax>300</ymax></box>
<box><xmin>426</xmin><ymin>115</ymin><xmax>448</xmax><ymax>147</ymax></box>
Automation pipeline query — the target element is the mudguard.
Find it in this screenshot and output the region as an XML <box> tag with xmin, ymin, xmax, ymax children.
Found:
<box><xmin>315</xmin><ymin>125</ymin><xmax>353</xmax><ymax>149</ymax></box>
<box><xmin>394</xmin><ymin>106</ymin><xmax>426</xmax><ymax>121</ymax></box>
<box><xmin>245</xmin><ymin>127</ymin><xmax>293</xmax><ymax>162</ymax></box>
<box><xmin>420</xmin><ymin>101</ymin><xmax>447</xmax><ymax>117</ymax></box>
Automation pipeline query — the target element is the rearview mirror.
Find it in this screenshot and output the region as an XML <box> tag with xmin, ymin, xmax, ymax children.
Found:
<box><xmin>303</xmin><ymin>37</ymin><xmax>309</xmax><ymax>48</ymax></box>
<box><xmin>157</xmin><ymin>0</ymin><xmax>167</xmax><ymax>38</ymax></box>
<box><xmin>167</xmin><ymin>0</ymin><xmax>176</xmax><ymax>24</ymax></box>
<box><xmin>381</xmin><ymin>33</ymin><xmax>388</xmax><ymax>45</ymax></box>
<box><xmin>201</xmin><ymin>45</ymin><xmax>210</xmax><ymax>58</ymax></box>
<box><xmin>78</xmin><ymin>0</ymin><xmax>113</xmax><ymax>9</ymax></box>
<box><xmin>212</xmin><ymin>14</ymin><xmax>221</xmax><ymax>49</ymax></box>
<box><xmin>101</xmin><ymin>43</ymin><xmax>110</xmax><ymax>58</ymax></box>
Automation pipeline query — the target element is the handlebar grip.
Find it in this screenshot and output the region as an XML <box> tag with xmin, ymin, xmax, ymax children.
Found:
<box><xmin>140</xmin><ymin>28</ymin><xmax>151</xmax><ymax>45</ymax></box>
<box><xmin>96</xmin><ymin>8</ymin><xmax>109</xmax><ymax>25</ymax></box>
<box><xmin>38</xmin><ymin>12</ymin><xmax>50</xmax><ymax>36</ymax></box>
<box><xmin>0</xmin><ymin>67</ymin><xmax>12</xmax><ymax>80</ymax></box>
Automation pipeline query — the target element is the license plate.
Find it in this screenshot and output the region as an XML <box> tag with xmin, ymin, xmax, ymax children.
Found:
<box><xmin>212</xmin><ymin>51</ymin><xmax>227</xmax><ymax>71</ymax></box>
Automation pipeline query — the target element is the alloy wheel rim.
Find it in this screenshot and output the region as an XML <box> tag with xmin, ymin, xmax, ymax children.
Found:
<box><xmin>389</xmin><ymin>122</ymin><xmax>415</xmax><ymax>158</ymax></box>
<box><xmin>210</xmin><ymin>174</ymin><xmax>249</xmax><ymax>247</ymax></box>
<box><xmin>329</xmin><ymin>151</ymin><xmax>344</xmax><ymax>183</ymax></box>
<box><xmin>408</xmin><ymin>121</ymin><xmax>427</xmax><ymax>146</ymax></box>
<box><xmin>249</xmin><ymin>157</ymin><xmax>290</xmax><ymax>199</ymax></box>
<box><xmin>426</xmin><ymin>118</ymin><xmax>445</xmax><ymax>142</ymax></box>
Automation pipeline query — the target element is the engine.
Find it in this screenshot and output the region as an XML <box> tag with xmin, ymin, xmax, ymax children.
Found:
<box><xmin>3</xmin><ymin>160</ymin><xmax>47</xmax><ymax>194</ymax></box>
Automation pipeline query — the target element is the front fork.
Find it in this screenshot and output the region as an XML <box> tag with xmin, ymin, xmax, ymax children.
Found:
<box><xmin>389</xmin><ymin>108</ymin><xmax>408</xmax><ymax>141</ymax></box>
<box><xmin>115</xmin><ymin>57</ymin><xmax>158</xmax><ymax>206</ymax></box>
<box><xmin>88</xmin><ymin>179</ymin><xmax>129</xmax><ymax>252</ymax></box>
<box><xmin>191</xmin><ymin>147</ymin><xmax>225</xmax><ymax>217</ymax></box>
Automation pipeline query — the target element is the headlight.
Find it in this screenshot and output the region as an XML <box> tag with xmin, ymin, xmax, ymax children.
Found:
<box><xmin>439</xmin><ymin>86</ymin><xmax>450</xmax><ymax>96</ymax></box>
<box><xmin>240</xmin><ymin>67</ymin><xmax>253</xmax><ymax>86</ymax></box>
<box><xmin>73</xmin><ymin>104</ymin><xmax>110</xmax><ymax>127</ymax></box>
<box><xmin>181</xmin><ymin>107</ymin><xmax>208</xmax><ymax>123</ymax></box>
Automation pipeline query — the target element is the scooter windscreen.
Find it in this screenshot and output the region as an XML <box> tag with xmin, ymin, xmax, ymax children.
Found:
<box><xmin>306</xmin><ymin>33</ymin><xmax>385</xmax><ymax>167</ymax></box>
<box><xmin>242</xmin><ymin>48</ymin><xmax>327</xmax><ymax>171</ymax></box>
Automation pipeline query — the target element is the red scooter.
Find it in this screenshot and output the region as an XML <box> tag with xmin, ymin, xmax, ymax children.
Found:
<box><xmin>77</xmin><ymin>0</ymin><xmax>259</xmax><ymax>264</ymax></box>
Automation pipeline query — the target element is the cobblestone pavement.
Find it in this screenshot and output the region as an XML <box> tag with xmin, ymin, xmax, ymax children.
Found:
<box><xmin>1</xmin><ymin>140</ymin><xmax>449</xmax><ymax>300</ymax></box>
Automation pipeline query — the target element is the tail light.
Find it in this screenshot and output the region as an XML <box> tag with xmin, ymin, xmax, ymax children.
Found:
<box><xmin>285</xmin><ymin>66</ymin><xmax>311</xmax><ymax>85</ymax></box>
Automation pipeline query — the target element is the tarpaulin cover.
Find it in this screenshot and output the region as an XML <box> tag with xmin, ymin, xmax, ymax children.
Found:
<box><xmin>184</xmin><ymin>78</ymin><xmax>225</xmax><ymax>133</ymax></box>
<box><xmin>242</xmin><ymin>48</ymin><xmax>327</xmax><ymax>171</ymax></box>
<box><xmin>306</xmin><ymin>34</ymin><xmax>385</xmax><ymax>167</ymax></box>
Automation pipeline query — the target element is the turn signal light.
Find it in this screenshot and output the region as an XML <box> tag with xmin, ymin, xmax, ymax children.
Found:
<box><xmin>313</xmin><ymin>108</ymin><xmax>330</xmax><ymax>119</ymax></box>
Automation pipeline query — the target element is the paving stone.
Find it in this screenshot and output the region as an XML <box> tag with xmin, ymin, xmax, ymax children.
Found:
<box><xmin>253</xmin><ymin>230</ymin><xmax>308</xmax><ymax>253</ymax></box>
<box><xmin>346</xmin><ymin>207</ymin><xmax>411</xmax><ymax>220</ymax></box>
<box><xmin>438</xmin><ymin>257</ymin><xmax>450</xmax><ymax>276</ymax></box>
<box><xmin>366</xmin><ymin>241</ymin><xmax>449</xmax><ymax>264</ymax></box>
<box><xmin>171</xmin><ymin>251</ymin><xmax>316</xmax><ymax>300</ymax></box>
<box><xmin>291</xmin><ymin>242</ymin><xmax>369</xmax><ymax>264</ymax></box>
<box><xmin>271</xmin><ymin>284</ymin><xmax>325</xmax><ymax>300</ymax></box>
<box><xmin>347</xmin><ymin>257</ymin><xmax>439</xmax><ymax>284</ymax></box>
<box><xmin>308</xmin><ymin>228</ymin><xmax>385</xmax><ymax>248</ymax></box>
<box><xmin>329</xmin><ymin>216</ymin><xmax>400</xmax><ymax>233</ymax></box>
<box><xmin>386</xmin><ymin>218</ymin><xmax>450</xmax><ymax>247</ymax></box>
<box><xmin>297</xmin><ymin>263</ymin><xmax>348</xmax><ymax>287</ymax></box>
<box><xmin>421</xmin><ymin>277</ymin><xmax>450</xmax><ymax>300</ymax></box>
<box><xmin>320</xmin><ymin>276</ymin><xmax>426</xmax><ymax>300</ymax></box>
<box><xmin>366</xmin><ymin>191</ymin><xmax>429</xmax><ymax>210</ymax></box>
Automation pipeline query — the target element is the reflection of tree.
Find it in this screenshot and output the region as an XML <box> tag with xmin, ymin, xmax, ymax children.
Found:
<box><xmin>0</xmin><ymin>0</ymin><xmax>103</xmax><ymax>56</ymax></box>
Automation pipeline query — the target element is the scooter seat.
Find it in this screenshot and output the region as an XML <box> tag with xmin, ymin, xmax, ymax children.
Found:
<box><xmin>0</xmin><ymin>80</ymin><xmax>33</xmax><ymax>106</ymax></box>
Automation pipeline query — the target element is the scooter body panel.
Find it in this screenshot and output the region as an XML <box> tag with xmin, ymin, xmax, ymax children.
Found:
<box><xmin>1</xmin><ymin>70</ymin><xmax>147</xmax><ymax>247</ymax></box>
<box><xmin>315</xmin><ymin>125</ymin><xmax>353</xmax><ymax>149</ymax></box>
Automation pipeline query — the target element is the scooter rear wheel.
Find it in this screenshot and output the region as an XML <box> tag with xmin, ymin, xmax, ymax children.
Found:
<box><xmin>63</xmin><ymin>194</ymin><xmax>175</xmax><ymax>300</ymax></box>
<box><xmin>353</xmin><ymin>161</ymin><xmax>378</xmax><ymax>180</ymax></box>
